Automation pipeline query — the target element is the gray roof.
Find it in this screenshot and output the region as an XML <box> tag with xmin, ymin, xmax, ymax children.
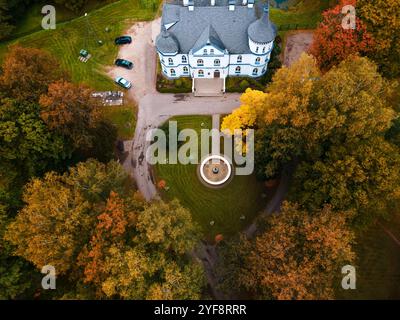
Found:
<box><xmin>248</xmin><ymin>6</ymin><xmax>277</xmax><ymax>43</ymax></box>
<box><xmin>155</xmin><ymin>28</ymin><xmax>180</xmax><ymax>53</ymax></box>
<box><xmin>157</xmin><ymin>2</ymin><xmax>276</xmax><ymax>54</ymax></box>
<box><xmin>192</xmin><ymin>25</ymin><xmax>226</xmax><ymax>52</ymax></box>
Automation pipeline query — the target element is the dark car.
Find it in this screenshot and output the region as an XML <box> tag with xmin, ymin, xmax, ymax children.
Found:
<box><xmin>114</xmin><ymin>36</ymin><xmax>132</xmax><ymax>45</ymax></box>
<box><xmin>115</xmin><ymin>58</ymin><xmax>134</xmax><ymax>70</ymax></box>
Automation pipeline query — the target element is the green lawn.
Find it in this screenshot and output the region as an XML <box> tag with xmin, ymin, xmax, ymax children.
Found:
<box><xmin>102</xmin><ymin>104</ymin><xmax>137</xmax><ymax>140</ymax></box>
<box><xmin>0</xmin><ymin>0</ymin><xmax>160</xmax><ymax>90</ymax></box>
<box><xmin>153</xmin><ymin>116</ymin><xmax>269</xmax><ymax>240</ymax></box>
<box><xmin>13</xmin><ymin>0</ymin><xmax>117</xmax><ymax>38</ymax></box>
<box><xmin>270</xmin><ymin>0</ymin><xmax>332</xmax><ymax>30</ymax></box>
<box><xmin>336</xmin><ymin>214</ymin><xmax>400</xmax><ymax>299</ymax></box>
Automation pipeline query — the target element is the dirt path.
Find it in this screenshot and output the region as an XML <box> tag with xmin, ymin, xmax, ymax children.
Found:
<box><xmin>283</xmin><ymin>30</ymin><xmax>314</xmax><ymax>66</ymax></box>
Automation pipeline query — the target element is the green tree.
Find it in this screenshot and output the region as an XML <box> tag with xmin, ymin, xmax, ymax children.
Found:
<box><xmin>0</xmin><ymin>204</ymin><xmax>35</xmax><ymax>299</ymax></box>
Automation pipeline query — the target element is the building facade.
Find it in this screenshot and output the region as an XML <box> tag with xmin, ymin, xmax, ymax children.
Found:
<box><xmin>155</xmin><ymin>0</ymin><xmax>277</xmax><ymax>94</ymax></box>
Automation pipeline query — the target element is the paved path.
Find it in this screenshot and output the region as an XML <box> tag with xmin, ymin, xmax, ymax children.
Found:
<box><xmin>283</xmin><ymin>30</ymin><xmax>314</xmax><ymax>66</ymax></box>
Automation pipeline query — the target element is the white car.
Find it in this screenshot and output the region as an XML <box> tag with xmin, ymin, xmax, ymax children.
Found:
<box><xmin>115</xmin><ymin>77</ymin><xmax>132</xmax><ymax>89</ymax></box>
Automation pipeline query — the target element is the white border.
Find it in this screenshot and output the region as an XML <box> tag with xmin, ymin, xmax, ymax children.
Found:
<box><xmin>199</xmin><ymin>155</ymin><xmax>232</xmax><ymax>186</ymax></box>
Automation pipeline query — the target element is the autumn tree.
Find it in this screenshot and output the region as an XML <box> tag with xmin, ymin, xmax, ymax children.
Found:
<box><xmin>4</xmin><ymin>159</ymin><xmax>132</xmax><ymax>275</ymax></box>
<box><xmin>39</xmin><ymin>80</ymin><xmax>101</xmax><ymax>150</ymax></box>
<box><xmin>78</xmin><ymin>198</ymin><xmax>205</xmax><ymax>299</ymax></box>
<box><xmin>308</xmin><ymin>0</ymin><xmax>374</xmax><ymax>72</ymax></box>
<box><xmin>358</xmin><ymin>0</ymin><xmax>400</xmax><ymax>78</ymax></box>
<box><xmin>0</xmin><ymin>45</ymin><xmax>66</xmax><ymax>102</ymax></box>
<box><xmin>223</xmin><ymin>54</ymin><xmax>399</xmax><ymax>225</ymax></box>
<box><xmin>217</xmin><ymin>202</ymin><xmax>355</xmax><ymax>299</ymax></box>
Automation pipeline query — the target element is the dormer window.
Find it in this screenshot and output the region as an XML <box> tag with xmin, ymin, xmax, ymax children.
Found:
<box><xmin>197</xmin><ymin>59</ymin><xmax>204</xmax><ymax>66</ymax></box>
<box><xmin>214</xmin><ymin>59</ymin><xmax>220</xmax><ymax>66</ymax></box>
<box><xmin>237</xmin><ymin>55</ymin><xmax>242</xmax><ymax>63</ymax></box>
<box><xmin>182</xmin><ymin>56</ymin><xmax>187</xmax><ymax>63</ymax></box>
<box><xmin>210</xmin><ymin>49</ymin><xmax>214</xmax><ymax>55</ymax></box>
<box><xmin>203</xmin><ymin>49</ymin><xmax>208</xmax><ymax>55</ymax></box>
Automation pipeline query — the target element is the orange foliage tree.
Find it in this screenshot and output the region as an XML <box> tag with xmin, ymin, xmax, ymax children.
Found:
<box><xmin>39</xmin><ymin>80</ymin><xmax>101</xmax><ymax>150</ymax></box>
<box><xmin>308</xmin><ymin>0</ymin><xmax>374</xmax><ymax>72</ymax></box>
<box><xmin>0</xmin><ymin>45</ymin><xmax>66</xmax><ymax>102</ymax></box>
<box><xmin>217</xmin><ymin>202</ymin><xmax>355</xmax><ymax>299</ymax></box>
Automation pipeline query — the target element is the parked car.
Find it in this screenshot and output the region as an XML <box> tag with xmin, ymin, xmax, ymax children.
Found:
<box><xmin>115</xmin><ymin>58</ymin><xmax>134</xmax><ymax>70</ymax></box>
<box><xmin>115</xmin><ymin>36</ymin><xmax>132</xmax><ymax>45</ymax></box>
<box><xmin>115</xmin><ymin>77</ymin><xmax>132</xmax><ymax>89</ymax></box>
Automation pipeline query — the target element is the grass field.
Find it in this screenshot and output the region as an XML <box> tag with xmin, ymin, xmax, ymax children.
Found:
<box><xmin>0</xmin><ymin>0</ymin><xmax>160</xmax><ymax>90</ymax></box>
<box><xmin>101</xmin><ymin>104</ymin><xmax>137</xmax><ymax>139</ymax></box>
<box><xmin>336</xmin><ymin>213</ymin><xmax>400</xmax><ymax>299</ymax></box>
<box><xmin>153</xmin><ymin>116</ymin><xmax>270</xmax><ymax>240</ymax></box>
<box><xmin>270</xmin><ymin>0</ymin><xmax>331</xmax><ymax>30</ymax></box>
<box><xmin>13</xmin><ymin>0</ymin><xmax>119</xmax><ymax>38</ymax></box>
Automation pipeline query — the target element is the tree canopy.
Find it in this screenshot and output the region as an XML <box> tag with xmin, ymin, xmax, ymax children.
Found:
<box><xmin>308</xmin><ymin>0</ymin><xmax>374</xmax><ymax>72</ymax></box>
<box><xmin>222</xmin><ymin>54</ymin><xmax>399</xmax><ymax>225</ymax></box>
<box><xmin>217</xmin><ymin>202</ymin><xmax>355</xmax><ymax>299</ymax></box>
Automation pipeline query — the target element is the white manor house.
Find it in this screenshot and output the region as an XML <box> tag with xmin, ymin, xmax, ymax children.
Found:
<box><xmin>155</xmin><ymin>0</ymin><xmax>277</xmax><ymax>95</ymax></box>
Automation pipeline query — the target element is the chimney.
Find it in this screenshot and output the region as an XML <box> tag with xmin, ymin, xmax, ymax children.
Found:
<box><xmin>229</xmin><ymin>0</ymin><xmax>235</xmax><ymax>11</ymax></box>
<box><xmin>183</xmin><ymin>0</ymin><xmax>188</xmax><ymax>6</ymax></box>
<box><xmin>211</xmin><ymin>0</ymin><xmax>215</xmax><ymax>6</ymax></box>
<box><xmin>242</xmin><ymin>0</ymin><xmax>247</xmax><ymax>5</ymax></box>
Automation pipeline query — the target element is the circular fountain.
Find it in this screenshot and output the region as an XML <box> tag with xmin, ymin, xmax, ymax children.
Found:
<box><xmin>198</xmin><ymin>155</ymin><xmax>232</xmax><ymax>188</ymax></box>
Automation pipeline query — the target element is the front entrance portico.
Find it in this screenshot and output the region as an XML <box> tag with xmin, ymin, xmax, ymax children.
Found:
<box><xmin>193</xmin><ymin>78</ymin><xmax>225</xmax><ymax>97</ymax></box>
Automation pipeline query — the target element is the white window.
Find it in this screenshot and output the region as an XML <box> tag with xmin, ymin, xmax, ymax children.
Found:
<box><xmin>210</xmin><ymin>49</ymin><xmax>214</xmax><ymax>55</ymax></box>
<box><xmin>256</xmin><ymin>47</ymin><xmax>259</xmax><ymax>53</ymax></box>
<box><xmin>168</xmin><ymin>58</ymin><xmax>173</xmax><ymax>65</ymax></box>
<box><xmin>203</xmin><ymin>49</ymin><xmax>208</xmax><ymax>55</ymax></box>
<box><xmin>171</xmin><ymin>69</ymin><xmax>176</xmax><ymax>76</ymax></box>
<box><xmin>198</xmin><ymin>70</ymin><xmax>204</xmax><ymax>77</ymax></box>
<box><xmin>183</xmin><ymin>66</ymin><xmax>189</xmax><ymax>74</ymax></box>
<box><xmin>197</xmin><ymin>59</ymin><xmax>204</xmax><ymax>66</ymax></box>
<box><xmin>237</xmin><ymin>55</ymin><xmax>242</xmax><ymax>63</ymax></box>
<box><xmin>252</xmin><ymin>68</ymin><xmax>258</xmax><ymax>76</ymax></box>
<box><xmin>255</xmin><ymin>57</ymin><xmax>261</xmax><ymax>65</ymax></box>
<box><xmin>235</xmin><ymin>66</ymin><xmax>241</xmax><ymax>74</ymax></box>
<box><xmin>263</xmin><ymin>47</ymin><xmax>266</xmax><ymax>53</ymax></box>
<box><xmin>214</xmin><ymin>59</ymin><xmax>220</xmax><ymax>66</ymax></box>
<box><xmin>182</xmin><ymin>56</ymin><xmax>187</xmax><ymax>63</ymax></box>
